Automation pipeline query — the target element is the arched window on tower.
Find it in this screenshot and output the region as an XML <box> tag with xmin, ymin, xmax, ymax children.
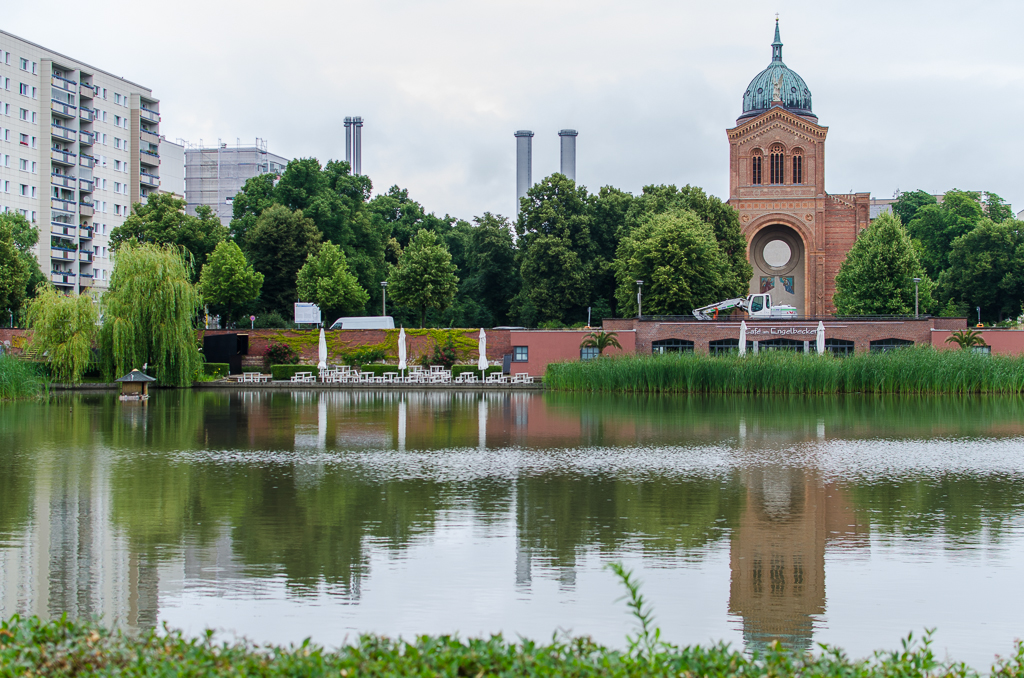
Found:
<box><xmin>769</xmin><ymin>144</ymin><xmax>784</xmax><ymax>184</ymax></box>
<box><xmin>792</xmin><ymin>148</ymin><xmax>803</xmax><ymax>185</ymax></box>
<box><xmin>751</xmin><ymin>149</ymin><xmax>763</xmax><ymax>185</ymax></box>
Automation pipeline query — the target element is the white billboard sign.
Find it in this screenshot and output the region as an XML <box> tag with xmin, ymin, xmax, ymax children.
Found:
<box><xmin>294</xmin><ymin>303</ymin><xmax>322</xmax><ymax>325</ymax></box>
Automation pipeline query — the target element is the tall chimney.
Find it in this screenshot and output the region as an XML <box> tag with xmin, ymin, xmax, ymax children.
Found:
<box><xmin>514</xmin><ymin>130</ymin><xmax>534</xmax><ymax>213</ymax></box>
<box><xmin>351</xmin><ymin>116</ymin><xmax>363</xmax><ymax>175</ymax></box>
<box><xmin>558</xmin><ymin>129</ymin><xmax>578</xmax><ymax>182</ymax></box>
<box><xmin>344</xmin><ymin>117</ymin><xmax>353</xmax><ymax>168</ymax></box>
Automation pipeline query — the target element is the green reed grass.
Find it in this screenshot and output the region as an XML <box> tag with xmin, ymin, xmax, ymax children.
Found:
<box><xmin>545</xmin><ymin>348</ymin><xmax>1024</xmax><ymax>395</ymax></box>
<box><xmin>0</xmin><ymin>354</ymin><xmax>46</xmax><ymax>400</ymax></box>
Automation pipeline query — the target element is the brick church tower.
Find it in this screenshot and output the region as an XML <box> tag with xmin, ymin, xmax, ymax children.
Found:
<box><xmin>727</xmin><ymin>20</ymin><xmax>870</xmax><ymax>316</ymax></box>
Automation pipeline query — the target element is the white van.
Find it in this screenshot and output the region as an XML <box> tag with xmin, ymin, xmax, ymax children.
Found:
<box><xmin>329</xmin><ymin>316</ymin><xmax>396</xmax><ymax>330</ymax></box>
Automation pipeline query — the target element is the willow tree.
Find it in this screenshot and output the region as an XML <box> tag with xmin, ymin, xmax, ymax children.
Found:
<box><xmin>100</xmin><ymin>242</ymin><xmax>202</xmax><ymax>387</ymax></box>
<box><xmin>25</xmin><ymin>286</ymin><xmax>98</xmax><ymax>384</ymax></box>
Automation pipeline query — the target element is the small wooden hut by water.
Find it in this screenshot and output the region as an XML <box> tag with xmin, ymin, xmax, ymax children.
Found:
<box><xmin>116</xmin><ymin>369</ymin><xmax>156</xmax><ymax>401</ymax></box>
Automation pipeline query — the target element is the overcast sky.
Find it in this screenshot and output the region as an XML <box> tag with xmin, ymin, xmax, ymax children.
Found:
<box><xmin>8</xmin><ymin>0</ymin><xmax>1023</xmax><ymax>221</ymax></box>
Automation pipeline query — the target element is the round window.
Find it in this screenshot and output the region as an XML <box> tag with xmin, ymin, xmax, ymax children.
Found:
<box><xmin>762</xmin><ymin>239</ymin><xmax>792</xmax><ymax>268</ymax></box>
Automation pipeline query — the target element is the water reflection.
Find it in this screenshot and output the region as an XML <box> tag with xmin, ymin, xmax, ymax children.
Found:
<box><xmin>1</xmin><ymin>391</ymin><xmax>1024</xmax><ymax>662</ymax></box>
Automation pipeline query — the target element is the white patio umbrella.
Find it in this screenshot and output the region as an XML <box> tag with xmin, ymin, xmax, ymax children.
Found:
<box><xmin>477</xmin><ymin>328</ymin><xmax>488</xmax><ymax>378</ymax></box>
<box><xmin>816</xmin><ymin>321</ymin><xmax>826</xmax><ymax>355</ymax></box>
<box><xmin>738</xmin><ymin>321</ymin><xmax>747</xmax><ymax>356</ymax></box>
<box><xmin>397</xmin><ymin>327</ymin><xmax>407</xmax><ymax>377</ymax></box>
<box><xmin>317</xmin><ymin>327</ymin><xmax>327</xmax><ymax>369</ymax></box>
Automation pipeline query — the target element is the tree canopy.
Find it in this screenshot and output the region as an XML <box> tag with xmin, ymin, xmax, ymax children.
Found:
<box><xmin>387</xmin><ymin>229</ymin><xmax>459</xmax><ymax>327</ymax></box>
<box><xmin>100</xmin><ymin>243</ymin><xmax>203</xmax><ymax>387</ymax></box>
<box><xmin>834</xmin><ymin>212</ymin><xmax>933</xmax><ymax>316</ymax></box>
<box><xmin>296</xmin><ymin>242</ymin><xmax>369</xmax><ymax>323</ymax></box>
<box><xmin>199</xmin><ymin>240</ymin><xmax>264</xmax><ymax>327</ymax></box>
<box><xmin>0</xmin><ymin>220</ymin><xmax>31</xmax><ymax>316</ymax></box>
<box><xmin>906</xmin><ymin>189</ymin><xmax>985</xmax><ymax>277</ymax></box>
<box><xmin>614</xmin><ymin>209</ymin><xmax>736</xmax><ymax>316</ymax></box>
<box><xmin>937</xmin><ymin>218</ymin><xmax>1024</xmax><ymax>322</ymax></box>
<box><xmin>243</xmin><ymin>204</ymin><xmax>322</xmax><ymax>318</ymax></box>
<box><xmin>111</xmin><ymin>193</ymin><xmax>227</xmax><ymax>281</ymax></box>
<box><xmin>25</xmin><ymin>287</ymin><xmax>98</xmax><ymax>384</ymax></box>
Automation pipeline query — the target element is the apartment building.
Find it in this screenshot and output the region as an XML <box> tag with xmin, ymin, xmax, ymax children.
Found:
<box><xmin>184</xmin><ymin>141</ymin><xmax>288</xmax><ymax>226</ymax></box>
<box><xmin>0</xmin><ymin>30</ymin><xmax>162</xmax><ymax>294</ymax></box>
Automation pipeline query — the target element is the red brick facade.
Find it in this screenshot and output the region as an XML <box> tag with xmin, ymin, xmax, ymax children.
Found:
<box><xmin>727</xmin><ymin>105</ymin><xmax>870</xmax><ymax>316</ymax></box>
<box><xmin>604</xmin><ymin>317</ymin><xmax>968</xmax><ymax>355</ymax></box>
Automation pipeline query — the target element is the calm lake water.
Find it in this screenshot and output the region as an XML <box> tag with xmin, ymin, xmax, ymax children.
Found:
<box><xmin>2</xmin><ymin>390</ymin><xmax>1024</xmax><ymax>666</ymax></box>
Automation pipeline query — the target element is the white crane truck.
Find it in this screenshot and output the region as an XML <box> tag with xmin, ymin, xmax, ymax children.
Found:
<box><xmin>692</xmin><ymin>293</ymin><xmax>797</xmax><ymax>320</ymax></box>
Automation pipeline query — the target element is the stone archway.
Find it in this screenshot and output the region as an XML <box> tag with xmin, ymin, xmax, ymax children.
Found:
<box><xmin>748</xmin><ymin>224</ymin><xmax>805</xmax><ymax>316</ymax></box>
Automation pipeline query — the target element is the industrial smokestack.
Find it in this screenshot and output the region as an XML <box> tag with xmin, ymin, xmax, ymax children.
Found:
<box><xmin>344</xmin><ymin>117</ymin><xmax>353</xmax><ymax>168</ymax></box>
<box><xmin>351</xmin><ymin>116</ymin><xmax>363</xmax><ymax>175</ymax></box>
<box><xmin>514</xmin><ymin>130</ymin><xmax>534</xmax><ymax>213</ymax></box>
<box><xmin>558</xmin><ymin>129</ymin><xmax>577</xmax><ymax>182</ymax></box>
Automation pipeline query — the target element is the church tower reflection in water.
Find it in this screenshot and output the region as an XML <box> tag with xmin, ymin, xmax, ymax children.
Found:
<box><xmin>729</xmin><ymin>466</ymin><xmax>867</xmax><ymax>652</ymax></box>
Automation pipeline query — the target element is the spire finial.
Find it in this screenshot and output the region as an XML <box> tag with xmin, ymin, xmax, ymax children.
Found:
<box><xmin>771</xmin><ymin>16</ymin><xmax>783</xmax><ymax>62</ymax></box>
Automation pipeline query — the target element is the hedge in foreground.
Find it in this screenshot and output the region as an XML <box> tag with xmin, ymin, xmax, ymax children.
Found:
<box><xmin>1</xmin><ymin>615</ymin><xmax>1022</xmax><ymax>678</ymax></box>
<box><xmin>545</xmin><ymin>348</ymin><xmax>1024</xmax><ymax>395</ymax></box>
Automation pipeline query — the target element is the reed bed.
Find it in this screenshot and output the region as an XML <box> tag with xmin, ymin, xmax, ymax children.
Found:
<box><xmin>0</xmin><ymin>354</ymin><xmax>46</xmax><ymax>400</ymax></box>
<box><xmin>545</xmin><ymin>348</ymin><xmax>1024</xmax><ymax>395</ymax></box>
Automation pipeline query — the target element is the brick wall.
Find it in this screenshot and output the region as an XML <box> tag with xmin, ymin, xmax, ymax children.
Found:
<box><xmin>0</xmin><ymin>329</ymin><xmax>30</xmax><ymax>352</ymax></box>
<box><xmin>933</xmin><ymin>327</ymin><xmax>1024</xmax><ymax>355</ymax></box>
<box><xmin>603</xmin><ymin>317</ymin><xmax>961</xmax><ymax>355</ymax></box>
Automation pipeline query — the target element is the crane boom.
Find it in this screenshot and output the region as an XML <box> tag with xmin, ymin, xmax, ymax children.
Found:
<box><xmin>692</xmin><ymin>297</ymin><xmax>750</xmax><ymax>320</ymax></box>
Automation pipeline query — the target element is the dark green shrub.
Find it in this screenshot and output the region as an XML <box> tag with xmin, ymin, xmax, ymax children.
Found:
<box><xmin>253</xmin><ymin>312</ymin><xmax>294</xmax><ymax>329</ymax></box>
<box><xmin>264</xmin><ymin>343</ymin><xmax>299</xmax><ymax>370</ymax></box>
<box><xmin>270</xmin><ymin>364</ymin><xmax>316</xmax><ymax>381</ymax></box>
<box><xmin>203</xmin><ymin>363</ymin><xmax>229</xmax><ymax>379</ymax></box>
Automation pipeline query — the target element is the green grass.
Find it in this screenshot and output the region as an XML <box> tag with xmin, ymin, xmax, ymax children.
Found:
<box><xmin>1</xmin><ymin>614</ymin><xmax>1020</xmax><ymax>677</ymax></box>
<box><xmin>545</xmin><ymin>348</ymin><xmax>1024</xmax><ymax>395</ymax></box>
<box><xmin>0</xmin><ymin>354</ymin><xmax>46</xmax><ymax>400</ymax></box>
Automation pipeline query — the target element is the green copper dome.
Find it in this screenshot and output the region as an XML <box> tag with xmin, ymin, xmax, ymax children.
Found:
<box><xmin>739</xmin><ymin>21</ymin><xmax>815</xmax><ymax>121</ymax></box>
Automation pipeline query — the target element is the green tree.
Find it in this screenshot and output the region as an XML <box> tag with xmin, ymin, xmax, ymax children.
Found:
<box><xmin>387</xmin><ymin>229</ymin><xmax>459</xmax><ymax>327</ymax></box>
<box><xmin>587</xmin><ymin>186</ymin><xmax>634</xmax><ymax>315</ymax></box>
<box><xmin>199</xmin><ymin>240</ymin><xmax>265</xmax><ymax>328</ymax></box>
<box><xmin>460</xmin><ymin>213</ymin><xmax>520</xmax><ymax>326</ymax></box>
<box><xmin>937</xmin><ymin>218</ymin><xmax>1024</xmax><ymax>322</ymax></box>
<box><xmin>24</xmin><ymin>286</ymin><xmax>98</xmax><ymax>384</ymax></box>
<box><xmin>906</xmin><ymin>189</ymin><xmax>985</xmax><ymax>277</ymax></box>
<box><xmin>296</xmin><ymin>242</ymin><xmax>369</xmax><ymax>323</ymax></box>
<box><xmin>0</xmin><ymin>213</ymin><xmax>46</xmax><ymax>315</ymax></box>
<box><xmin>891</xmin><ymin>190</ymin><xmax>937</xmax><ymax>229</ymax></box>
<box><xmin>514</xmin><ymin>174</ymin><xmax>597</xmax><ymax>324</ymax></box>
<box><xmin>834</xmin><ymin>211</ymin><xmax>933</xmax><ymax>316</ymax></box>
<box><xmin>232</xmin><ymin>159</ymin><xmax>386</xmax><ymax>314</ymax></box>
<box><xmin>623</xmin><ymin>185</ymin><xmax>751</xmax><ymax>299</ymax></box>
<box><xmin>613</xmin><ymin>209</ymin><xmax>736</xmax><ymax>315</ymax></box>
<box><xmin>99</xmin><ymin>243</ymin><xmax>203</xmax><ymax>387</ymax></box>
<box><xmin>111</xmin><ymin>193</ymin><xmax>228</xmax><ymax>281</ymax></box>
<box><xmin>984</xmin><ymin>192</ymin><xmax>1013</xmax><ymax>223</ymax></box>
<box><xmin>244</xmin><ymin>205</ymin><xmax>321</xmax><ymax>317</ymax></box>
<box><xmin>580</xmin><ymin>330</ymin><xmax>622</xmax><ymax>355</ymax></box>
<box><xmin>0</xmin><ymin>221</ymin><xmax>30</xmax><ymax>316</ymax></box>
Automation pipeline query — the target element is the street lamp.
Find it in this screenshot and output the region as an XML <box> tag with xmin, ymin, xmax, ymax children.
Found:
<box><xmin>635</xmin><ymin>280</ymin><xmax>644</xmax><ymax>318</ymax></box>
<box><xmin>977</xmin><ymin>305</ymin><xmax>982</xmax><ymax>327</ymax></box>
<box><xmin>381</xmin><ymin>281</ymin><xmax>388</xmax><ymax>316</ymax></box>
<box><xmin>912</xmin><ymin>277</ymin><xmax>921</xmax><ymax>318</ymax></box>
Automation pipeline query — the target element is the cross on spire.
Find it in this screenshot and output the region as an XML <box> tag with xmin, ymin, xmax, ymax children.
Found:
<box><xmin>771</xmin><ymin>16</ymin><xmax>783</xmax><ymax>62</ymax></box>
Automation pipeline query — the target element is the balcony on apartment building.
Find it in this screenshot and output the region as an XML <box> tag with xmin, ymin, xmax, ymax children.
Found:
<box><xmin>78</xmin><ymin>81</ymin><xmax>94</xmax><ymax>95</ymax></box>
<box><xmin>51</xmin><ymin>147</ymin><xmax>77</xmax><ymax>165</ymax></box>
<box><xmin>79</xmin><ymin>225</ymin><xmax>93</xmax><ymax>240</ymax></box>
<box><xmin>139</xmin><ymin>106</ymin><xmax>160</xmax><ymax>124</ymax></box>
<box><xmin>79</xmin><ymin>130</ymin><xmax>95</xmax><ymax>145</ymax></box>
<box><xmin>51</xmin><ymin>74</ymin><xmax>77</xmax><ymax>94</ymax></box>
<box><xmin>79</xmin><ymin>200</ymin><xmax>94</xmax><ymax>216</ymax></box>
<box><xmin>79</xmin><ymin>274</ymin><xmax>93</xmax><ymax>287</ymax></box>
<box><xmin>79</xmin><ymin>248</ymin><xmax>94</xmax><ymax>263</ymax></box>
<box><xmin>51</xmin><ymin>123</ymin><xmax>77</xmax><ymax>143</ymax></box>
<box><xmin>79</xmin><ymin>107</ymin><xmax>94</xmax><ymax>122</ymax></box>
<box><xmin>51</xmin><ymin>99</ymin><xmax>77</xmax><ymax>118</ymax></box>
<box><xmin>51</xmin><ymin>197</ymin><xmax>77</xmax><ymax>214</ymax></box>
<box><xmin>51</xmin><ymin>270</ymin><xmax>76</xmax><ymax>286</ymax></box>
<box><xmin>140</xmin><ymin>128</ymin><xmax>161</xmax><ymax>146</ymax></box>
<box><xmin>140</xmin><ymin>170</ymin><xmax>160</xmax><ymax>188</ymax></box>
<box><xmin>140</xmin><ymin>148</ymin><xmax>160</xmax><ymax>166</ymax></box>
<box><xmin>51</xmin><ymin>172</ymin><xmax>77</xmax><ymax>189</ymax></box>
<box><xmin>79</xmin><ymin>153</ymin><xmax>95</xmax><ymax>169</ymax></box>
<box><xmin>51</xmin><ymin>222</ymin><xmax>76</xmax><ymax>237</ymax></box>
<box><xmin>79</xmin><ymin>177</ymin><xmax>94</xmax><ymax>192</ymax></box>
<box><xmin>51</xmin><ymin>246</ymin><xmax>77</xmax><ymax>262</ymax></box>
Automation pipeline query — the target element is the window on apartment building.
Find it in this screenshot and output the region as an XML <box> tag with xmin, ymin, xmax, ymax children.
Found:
<box><xmin>3</xmin><ymin>103</ymin><xmax>9</xmax><ymax>115</ymax></box>
<box><xmin>101</xmin><ymin>133</ymin><xmax>107</xmax><ymax>144</ymax></box>
<box><xmin>114</xmin><ymin>181</ymin><xmax>121</xmax><ymax>193</ymax></box>
<box><xmin>31</xmin><ymin>112</ymin><xmax>36</xmax><ymax>123</ymax></box>
<box><xmin>30</xmin><ymin>186</ymin><xmax>36</xmax><ymax>198</ymax></box>
<box><xmin>18</xmin><ymin>108</ymin><xmax>28</xmax><ymax>121</ymax></box>
<box><xmin>2</xmin><ymin>181</ymin><xmax>8</xmax><ymax>192</ymax></box>
<box><xmin>18</xmin><ymin>83</ymin><xmax>29</xmax><ymax>96</ymax></box>
<box><xmin>18</xmin><ymin>133</ymin><xmax>27</xmax><ymax>146</ymax></box>
<box><xmin>32</xmin><ymin>161</ymin><xmax>36</xmax><ymax>173</ymax></box>
<box><xmin>114</xmin><ymin>204</ymin><xmax>121</xmax><ymax>216</ymax></box>
<box><xmin>30</xmin><ymin>136</ymin><xmax>36</xmax><ymax>149</ymax></box>
<box><xmin>2</xmin><ymin>52</ymin><xmax>9</xmax><ymax>65</ymax></box>
<box><xmin>2</xmin><ymin>155</ymin><xmax>8</xmax><ymax>167</ymax></box>
<box><xmin>114</xmin><ymin>115</ymin><xmax>121</xmax><ymax>127</ymax></box>
<box><xmin>114</xmin><ymin>137</ymin><xmax>121</xmax><ymax>149</ymax></box>
<box><xmin>113</xmin><ymin>160</ymin><xmax>121</xmax><ymax>171</ymax></box>
<box><xmin>19</xmin><ymin>58</ymin><xmax>28</xmax><ymax>71</ymax></box>
<box><xmin>114</xmin><ymin>93</ymin><xmax>121</xmax><ymax>104</ymax></box>
<box><xmin>18</xmin><ymin>184</ymin><xmax>27</xmax><ymax>196</ymax></box>
<box><xmin>18</xmin><ymin>158</ymin><xmax>27</xmax><ymax>170</ymax></box>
